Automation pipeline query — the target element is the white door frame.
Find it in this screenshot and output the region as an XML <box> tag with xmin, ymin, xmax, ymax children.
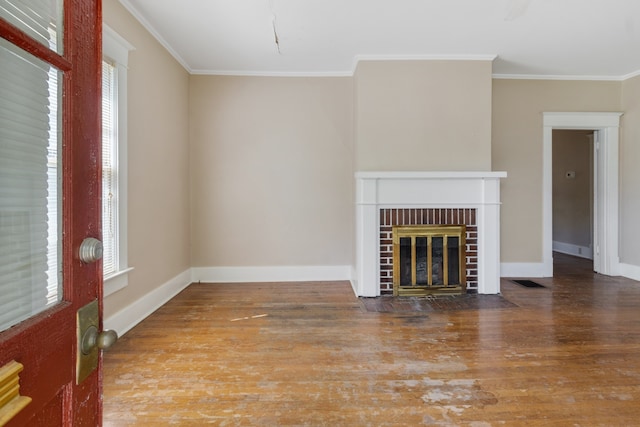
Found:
<box><xmin>543</xmin><ymin>112</ymin><xmax>622</xmax><ymax>276</ymax></box>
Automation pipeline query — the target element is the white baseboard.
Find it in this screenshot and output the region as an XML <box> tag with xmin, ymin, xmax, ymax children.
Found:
<box><xmin>349</xmin><ymin>266</ymin><xmax>359</xmax><ymax>296</ymax></box>
<box><xmin>620</xmin><ymin>263</ymin><xmax>640</xmax><ymax>282</ymax></box>
<box><xmin>104</xmin><ymin>269</ymin><xmax>192</xmax><ymax>337</ymax></box>
<box><xmin>191</xmin><ymin>265</ymin><xmax>352</xmax><ymax>283</ymax></box>
<box><xmin>501</xmin><ymin>262</ymin><xmax>546</xmax><ymax>278</ymax></box>
<box><xmin>553</xmin><ymin>241</ymin><xmax>593</xmax><ymax>259</ymax></box>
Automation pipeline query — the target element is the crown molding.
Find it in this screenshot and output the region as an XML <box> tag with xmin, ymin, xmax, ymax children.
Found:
<box><xmin>621</xmin><ymin>69</ymin><xmax>640</xmax><ymax>81</ymax></box>
<box><xmin>190</xmin><ymin>69</ymin><xmax>353</xmax><ymax>77</ymax></box>
<box><xmin>193</xmin><ymin>55</ymin><xmax>498</xmax><ymax>77</ymax></box>
<box><xmin>353</xmin><ymin>53</ymin><xmax>498</xmax><ymax>64</ymax></box>
<box><xmin>492</xmin><ymin>71</ymin><xmax>640</xmax><ymax>81</ymax></box>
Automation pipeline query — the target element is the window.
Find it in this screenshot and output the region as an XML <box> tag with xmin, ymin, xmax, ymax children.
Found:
<box><xmin>102</xmin><ymin>25</ymin><xmax>134</xmax><ymax>296</ymax></box>
<box><xmin>102</xmin><ymin>59</ymin><xmax>118</xmax><ymax>278</ymax></box>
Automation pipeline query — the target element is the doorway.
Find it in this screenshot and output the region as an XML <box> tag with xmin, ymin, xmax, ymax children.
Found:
<box><xmin>552</xmin><ymin>129</ymin><xmax>594</xmax><ymax>268</ymax></box>
<box><xmin>542</xmin><ymin>112</ymin><xmax>622</xmax><ymax>277</ymax></box>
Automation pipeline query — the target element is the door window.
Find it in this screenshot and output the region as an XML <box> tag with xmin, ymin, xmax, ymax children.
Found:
<box><xmin>0</xmin><ymin>36</ymin><xmax>62</xmax><ymax>331</ymax></box>
<box><xmin>0</xmin><ymin>0</ymin><xmax>63</xmax><ymax>53</ymax></box>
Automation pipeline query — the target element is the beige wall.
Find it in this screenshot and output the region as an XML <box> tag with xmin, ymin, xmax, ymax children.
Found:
<box><xmin>355</xmin><ymin>60</ymin><xmax>493</xmax><ymax>171</ymax></box>
<box><xmin>621</xmin><ymin>75</ymin><xmax>640</xmax><ymax>266</ymax></box>
<box><xmin>103</xmin><ymin>1</ymin><xmax>191</xmax><ymax>316</ymax></box>
<box><xmin>492</xmin><ymin>79</ymin><xmax>621</xmax><ymax>263</ymax></box>
<box><xmin>98</xmin><ymin>2</ymin><xmax>640</xmax><ymax>317</ymax></box>
<box><xmin>552</xmin><ymin>130</ymin><xmax>592</xmax><ymax>248</ymax></box>
<box><xmin>189</xmin><ymin>76</ymin><xmax>354</xmax><ymax>267</ymax></box>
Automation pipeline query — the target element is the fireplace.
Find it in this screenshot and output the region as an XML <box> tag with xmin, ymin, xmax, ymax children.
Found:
<box><xmin>392</xmin><ymin>224</ymin><xmax>467</xmax><ymax>296</ymax></box>
<box><xmin>381</xmin><ymin>208</ymin><xmax>477</xmax><ymax>294</ymax></box>
<box><xmin>353</xmin><ymin>171</ymin><xmax>506</xmax><ymax>297</ymax></box>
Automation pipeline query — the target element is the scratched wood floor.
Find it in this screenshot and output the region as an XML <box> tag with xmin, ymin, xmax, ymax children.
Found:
<box><xmin>103</xmin><ymin>253</ymin><xmax>640</xmax><ymax>426</ymax></box>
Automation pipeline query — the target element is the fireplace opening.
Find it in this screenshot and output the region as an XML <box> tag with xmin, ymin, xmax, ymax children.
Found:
<box><xmin>379</xmin><ymin>208</ymin><xmax>478</xmax><ymax>295</ymax></box>
<box><xmin>392</xmin><ymin>225</ymin><xmax>466</xmax><ymax>296</ymax></box>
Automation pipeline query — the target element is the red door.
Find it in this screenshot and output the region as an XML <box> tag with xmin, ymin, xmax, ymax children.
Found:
<box><xmin>0</xmin><ymin>1</ymin><xmax>105</xmax><ymax>425</ymax></box>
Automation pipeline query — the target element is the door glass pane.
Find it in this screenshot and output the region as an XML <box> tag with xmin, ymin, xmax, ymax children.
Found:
<box><xmin>399</xmin><ymin>237</ymin><xmax>411</xmax><ymax>285</ymax></box>
<box><xmin>0</xmin><ymin>37</ymin><xmax>62</xmax><ymax>332</ymax></box>
<box><xmin>432</xmin><ymin>237</ymin><xmax>443</xmax><ymax>285</ymax></box>
<box><xmin>415</xmin><ymin>237</ymin><xmax>427</xmax><ymax>285</ymax></box>
<box><xmin>448</xmin><ymin>237</ymin><xmax>460</xmax><ymax>285</ymax></box>
<box><xmin>0</xmin><ymin>0</ymin><xmax>63</xmax><ymax>53</ymax></box>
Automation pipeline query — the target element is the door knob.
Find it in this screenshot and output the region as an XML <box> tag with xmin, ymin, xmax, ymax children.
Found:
<box><xmin>79</xmin><ymin>237</ymin><xmax>103</xmax><ymax>263</ymax></box>
<box><xmin>81</xmin><ymin>326</ymin><xmax>118</xmax><ymax>355</ymax></box>
<box><xmin>77</xmin><ymin>300</ymin><xmax>116</xmax><ymax>383</ymax></box>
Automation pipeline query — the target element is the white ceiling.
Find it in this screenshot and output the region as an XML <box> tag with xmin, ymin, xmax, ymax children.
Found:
<box><xmin>119</xmin><ymin>0</ymin><xmax>640</xmax><ymax>79</ymax></box>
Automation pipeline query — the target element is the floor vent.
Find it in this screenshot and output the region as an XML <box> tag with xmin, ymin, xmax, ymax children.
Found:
<box><xmin>512</xmin><ymin>279</ymin><xmax>545</xmax><ymax>288</ymax></box>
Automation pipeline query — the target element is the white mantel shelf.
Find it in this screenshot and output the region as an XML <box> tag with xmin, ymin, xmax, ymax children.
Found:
<box><xmin>353</xmin><ymin>171</ymin><xmax>507</xmax><ymax>297</ymax></box>
<box><xmin>355</xmin><ymin>171</ymin><xmax>508</xmax><ymax>179</ymax></box>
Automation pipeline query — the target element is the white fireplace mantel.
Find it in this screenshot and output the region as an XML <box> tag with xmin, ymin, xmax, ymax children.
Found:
<box><xmin>352</xmin><ymin>171</ymin><xmax>507</xmax><ymax>297</ymax></box>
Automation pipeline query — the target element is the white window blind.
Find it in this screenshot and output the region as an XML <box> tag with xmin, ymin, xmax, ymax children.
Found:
<box><xmin>45</xmin><ymin>46</ymin><xmax>61</xmax><ymax>307</ymax></box>
<box><xmin>102</xmin><ymin>60</ymin><xmax>118</xmax><ymax>278</ymax></box>
<box><xmin>0</xmin><ymin>0</ymin><xmax>63</xmax><ymax>53</ymax></box>
<box><xmin>102</xmin><ymin>26</ymin><xmax>134</xmax><ymax>298</ymax></box>
<box><xmin>0</xmin><ymin>37</ymin><xmax>61</xmax><ymax>332</ymax></box>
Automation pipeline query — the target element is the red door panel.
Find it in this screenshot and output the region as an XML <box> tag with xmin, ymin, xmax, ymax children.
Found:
<box><xmin>0</xmin><ymin>1</ymin><xmax>103</xmax><ymax>425</ymax></box>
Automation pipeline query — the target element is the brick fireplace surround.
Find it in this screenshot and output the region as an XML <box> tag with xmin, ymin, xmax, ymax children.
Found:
<box><xmin>353</xmin><ymin>171</ymin><xmax>507</xmax><ymax>297</ymax></box>
<box><xmin>379</xmin><ymin>208</ymin><xmax>478</xmax><ymax>294</ymax></box>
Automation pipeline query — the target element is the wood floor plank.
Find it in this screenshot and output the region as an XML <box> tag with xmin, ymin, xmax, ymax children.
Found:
<box><xmin>103</xmin><ymin>254</ymin><xmax>640</xmax><ymax>426</ymax></box>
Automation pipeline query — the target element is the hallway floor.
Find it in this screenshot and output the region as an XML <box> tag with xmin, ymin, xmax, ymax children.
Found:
<box><xmin>103</xmin><ymin>254</ymin><xmax>640</xmax><ymax>426</ymax></box>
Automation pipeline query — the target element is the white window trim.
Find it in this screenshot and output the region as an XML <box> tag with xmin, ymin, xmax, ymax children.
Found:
<box><xmin>103</xmin><ymin>25</ymin><xmax>135</xmax><ymax>297</ymax></box>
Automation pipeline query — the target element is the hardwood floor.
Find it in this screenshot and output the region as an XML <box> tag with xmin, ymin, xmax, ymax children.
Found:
<box><xmin>103</xmin><ymin>254</ymin><xmax>640</xmax><ymax>426</ymax></box>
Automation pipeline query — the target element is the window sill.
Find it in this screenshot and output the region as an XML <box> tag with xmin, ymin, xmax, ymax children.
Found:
<box><xmin>104</xmin><ymin>267</ymin><xmax>134</xmax><ymax>297</ymax></box>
